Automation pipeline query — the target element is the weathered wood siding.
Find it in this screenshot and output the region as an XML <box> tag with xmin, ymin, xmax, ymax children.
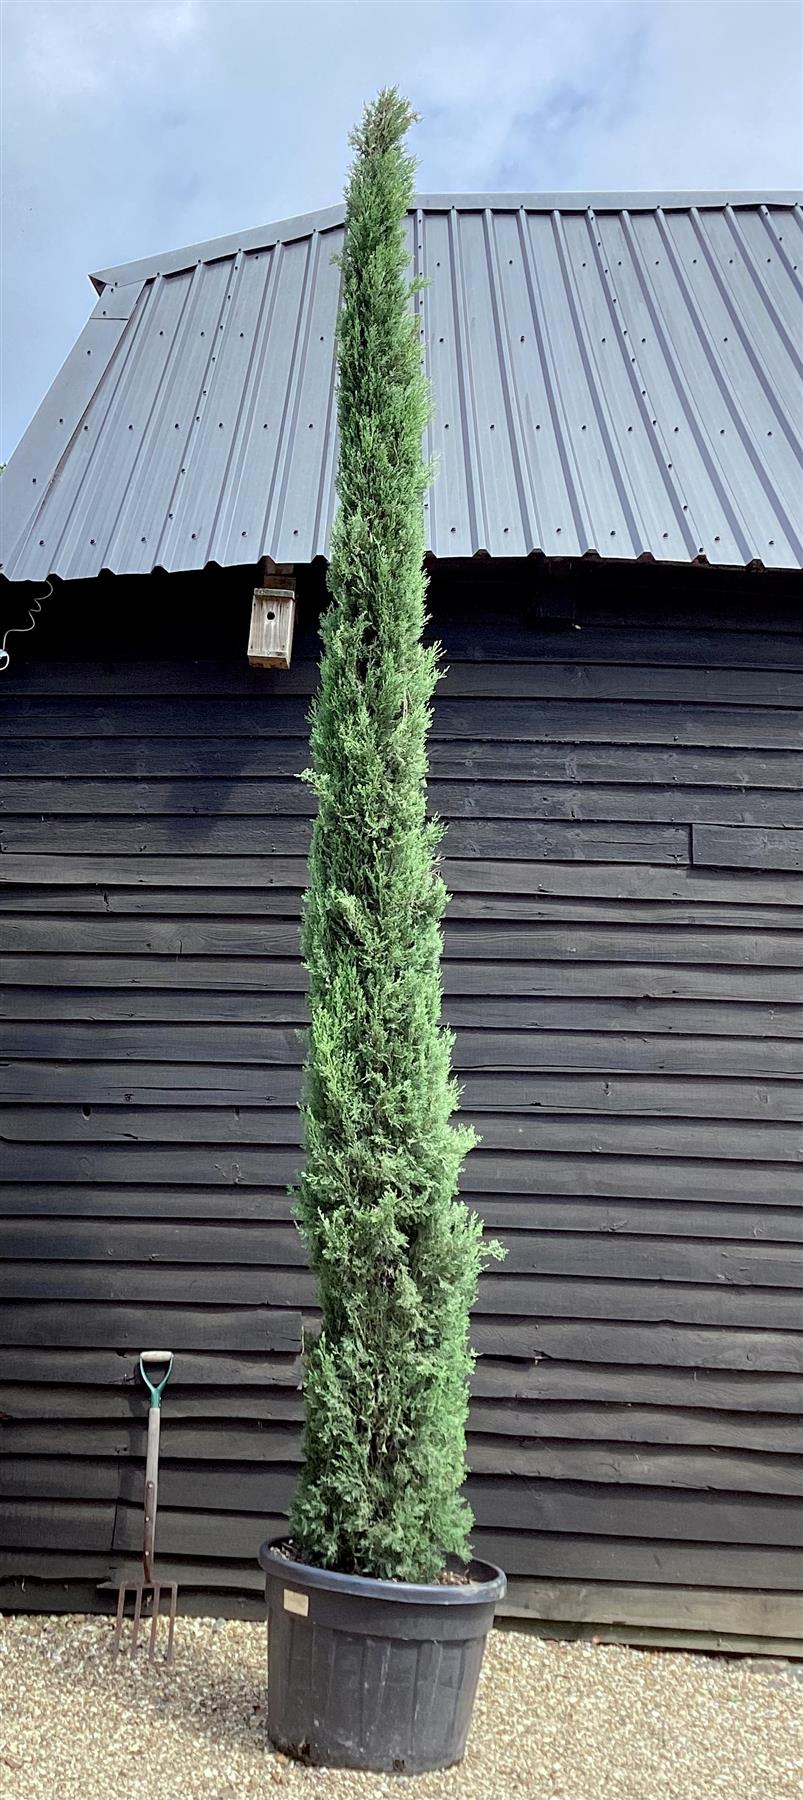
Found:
<box><xmin>1</xmin><ymin>560</ymin><xmax>802</xmax><ymax>1643</ymax></box>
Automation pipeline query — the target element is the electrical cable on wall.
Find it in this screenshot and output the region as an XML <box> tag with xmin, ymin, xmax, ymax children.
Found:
<box><xmin>0</xmin><ymin>581</ymin><xmax>52</xmax><ymax>671</ymax></box>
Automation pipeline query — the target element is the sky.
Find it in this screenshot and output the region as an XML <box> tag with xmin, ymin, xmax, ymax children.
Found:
<box><xmin>1</xmin><ymin>0</ymin><xmax>801</xmax><ymax>459</ymax></box>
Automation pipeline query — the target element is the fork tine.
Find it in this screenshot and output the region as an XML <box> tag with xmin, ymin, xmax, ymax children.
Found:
<box><xmin>165</xmin><ymin>1584</ymin><xmax>177</xmax><ymax>1666</ymax></box>
<box><xmin>148</xmin><ymin>1586</ymin><xmax>161</xmax><ymax>1664</ymax></box>
<box><xmin>112</xmin><ymin>1583</ymin><xmax>129</xmax><ymax>1658</ymax></box>
<box><xmin>131</xmin><ymin>1584</ymin><xmax>144</xmax><ymax>1657</ymax></box>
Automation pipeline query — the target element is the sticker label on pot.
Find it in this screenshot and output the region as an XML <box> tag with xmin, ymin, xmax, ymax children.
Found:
<box><xmin>283</xmin><ymin>1588</ymin><xmax>309</xmax><ymax>1617</ymax></box>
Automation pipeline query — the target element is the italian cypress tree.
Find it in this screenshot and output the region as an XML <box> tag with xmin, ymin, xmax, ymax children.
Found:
<box><xmin>289</xmin><ymin>89</ymin><xmax>499</xmax><ymax>1585</ymax></box>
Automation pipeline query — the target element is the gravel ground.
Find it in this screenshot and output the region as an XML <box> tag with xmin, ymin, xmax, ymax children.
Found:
<box><xmin>0</xmin><ymin>1615</ymin><xmax>800</xmax><ymax>1800</ymax></box>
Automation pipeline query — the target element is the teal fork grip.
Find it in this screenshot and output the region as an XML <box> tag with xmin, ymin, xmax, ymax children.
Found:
<box><xmin>139</xmin><ymin>1351</ymin><xmax>174</xmax><ymax>1409</ymax></box>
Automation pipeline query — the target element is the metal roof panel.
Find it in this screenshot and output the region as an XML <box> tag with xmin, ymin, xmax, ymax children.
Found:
<box><xmin>2</xmin><ymin>193</ymin><xmax>801</xmax><ymax>581</ymax></box>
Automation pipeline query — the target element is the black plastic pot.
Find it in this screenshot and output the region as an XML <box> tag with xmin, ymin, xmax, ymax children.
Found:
<box><xmin>259</xmin><ymin>1539</ymin><xmax>506</xmax><ymax>1773</ymax></box>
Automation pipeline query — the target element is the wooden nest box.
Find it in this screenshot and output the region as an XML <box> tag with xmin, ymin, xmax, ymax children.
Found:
<box><xmin>248</xmin><ymin>569</ymin><xmax>296</xmax><ymax>668</ymax></box>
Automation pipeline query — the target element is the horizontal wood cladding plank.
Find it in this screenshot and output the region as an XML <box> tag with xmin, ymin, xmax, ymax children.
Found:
<box><xmin>2</xmin><ymin>778</ymin><xmax>800</xmax><ymax>830</ymax></box>
<box><xmin>0</xmin><ymin>854</ymin><xmax>311</xmax><ymax>890</ymax></box>
<box><xmin>3</xmin><ymin>1393</ymin><xmax>799</xmax><ymax>1462</ymax></box>
<box><xmin>6</xmin><ymin>630</ymin><xmax>803</xmax><ymax>690</ymax></box>
<box><xmin>0</xmin><ymin>1302</ymin><xmax>302</xmax><ymax>1350</ymax></box>
<box><xmin>0</xmin><ymin>817</ymin><xmax>693</xmax><ymax>862</ymax></box>
<box><xmin>107</xmin><ymin>1507</ymin><xmax>803</xmax><ymax>1585</ymax></box>
<box><xmin>469</xmin><ymin>1407</ymin><xmax>803</xmax><ymax>1460</ymax></box>
<box><xmin>3</xmin><ymin>1265</ymin><xmax>800</xmax><ymax>1325</ymax></box>
<box><xmin>0</xmin><ymin>1501</ymin><xmax>115</xmax><ymax>1552</ymax></box>
<box><xmin>447</xmin><ymin>895</ymin><xmax>803</xmax><ymax>929</ymax></box>
<box><xmin>3</xmin><ymin>736</ymin><xmax>802</xmax><ymax>794</ymax></box>
<box><xmin>4</xmin><ymin>1024</ymin><xmax>801</xmax><ymax>1080</ymax></box>
<box><xmin>2</xmin><ymin>660</ymin><xmax>320</xmax><ymax>698</ymax></box>
<box><xmin>469</xmin><ymin>1532</ymin><xmax>803</xmax><ymax>1589</ymax></box>
<box><xmin>0</xmin><ymin>1563</ymin><xmax>267</xmax><ymax>1601</ymax></box>
<box><xmin>0</xmin><ymin>1186</ymin><xmax>296</xmax><ymax>1221</ymax></box>
<box><xmin>500</xmin><ymin>1578</ymin><xmax>803</xmax><ymax>1639</ymax></box>
<box><xmin>1</xmin><ymin>1355</ymin><xmax>799</xmax><ymax>1419</ymax></box>
<box><xmin>462</xmin><ymin>1154</ymin><xmax>803</xmax><ymax>1202</ymax></box>
<box><xmin>0</xmin><ymin>989</ymin><xmax>310</xmax><ymax>1025</ymax></box>
<box><xmin>0</xmin><ymin>737</ymin><xmax>309</xmax><ymax>779</ymax></box>
<box><xmin>4</xmin><ymin>995</ymin><xmax>802</xmax><ymax>1044</ymax></box>
<box><xmin>471</xmin><ymin>1359</ymin><xmax>803</xmax><ymax>1412</ymax></box>
<box><xmin>467</xmin><ymin>1478</ymin><xmax>803</xmax><ymax>1547</ymax></box>
<box><xmin>1</xmin><ymin>1421</ymin><xmax>301</xmax><ymax>1466</ymax></box>
<box><xmin>0</xmin><ymin>780</ymin><xmax>313</xmax><ymax>820</ymax></box>
<box><xmin>0</xmin><ymin>1061</ymin><xmax>306</xmax><ymax>1104</ymax></box>
<box><xmin>5</xmin><ymin>1062</ymin><xmax>801</xmax><ymax>1121</ymax></box>
<box><xmin>7</xmin><ymin>1441</ymin><xmax>799</xmax><ymax>1511</ymax></box>
<box><xmin>432</xmin><ymin>624</ymin><xmax>803</xmax><ymax>671</ymax></box>
<box><xmin>443</xmin><ymin>665</ymin><xmax>803</xmax><ymax>706</ymax></box>
<box><xmin>474</xmin><ymin>1278</ymin><xmax>803</xmax><ymax>1326</ymax></box>
<box><xmin>1</xmin><ymin>883</ymin><xmax>802</xmax><ymax>933</ymax></box>
<box><xmin>5</xmin><ymin>956</ymin><xmax>800</xmax><ymax>1003</ymax></box>
<box><xmin>2</xmin><ymin>1342</ymin><xmax>800</xmax><ymax>1398</ymax></box>
<box><xmin>5</xmin><ymin>917</ymin><xmax>801</xmax><ymax>969</ymax></box>
<box><xmin>4</xmin><ymin>1144</ymin><xmax>802</xmax><ymax>1203</ymax></box>
<box><xmin>471</xmin><ymin>1320</ymin><xmax>803</xmax><ymax>1371</ymax></box>
<box><xmin>694</xmin><ymin>825</ymin><xmax>803</xmax><ymax>872</ymax></box>
<box><xmin>0</xmin><ymin>1384</ymin><xmax>302</xmax><ymax>1425</ymax></box>
<box><xmin>459</xmin><ymin>1073</ymin><xmax>803</xmax><ymax>1119</ymax></box>
<box><xmin>4</xmin><ymin>695</ymin><xmax>800</xmax><ymax>747</ymax></box>
<box><xmin>480</xmin><ymin>1199</ymin><xmax>803</xmax><ymax>1243</ymax></box>
<box><xmin>0</xmin><ymin>1348</ymin><xmax>301</xmax><ymax>1387</ymax></box>
<box><xmin>4</xmin><ymin>1028</ymin><xmax>803</xmax><ymax>1081</ymax></box>
<box><xmin>2</xmin><ymin>1306</ymin><xmax>799</xmax><ymax>1372</ymax></box>
<box><xmin>2</xmin><ymin>1184</ymin><xmax>800</xmax><ymax>1245</ymax></box>
<box><xmin>2</xmin><ymin>854</ymin><xmax>801</xmax><ymax>909</ymax></box>
<box><xmin>8</xmin><ymin>1373</ymin><xmax>800</xmax><ymax>1448</ymax></box>
<box><xmin>0</xmin><ymin>1218</ymin><xmax>300</xmax><ymax>1266</ymax></box>
<box><xmin>4</xmin><ymin>1104</ymin><xmax>799</xmax><ymax>1162</ymax></box>
<box><xmin>3</xmin><ymin>1221</ymin><xmax>798</xmax><ymax>1287</ymax></box>
<box><xmin>448</xmin><ymin>861</ymin><xmax>803</xmax><ymax>906</ymax></box>
<box><xmin>6</xmin><ymin>660</ymin><xmax>803</xmax><ymax>706</ymax></box>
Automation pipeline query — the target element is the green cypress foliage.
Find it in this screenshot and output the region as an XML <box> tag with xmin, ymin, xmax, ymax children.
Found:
<box><xmin>289</xmin><ymin>89</ymin><xmax>498</xmax><ymax>1584</ymax></box>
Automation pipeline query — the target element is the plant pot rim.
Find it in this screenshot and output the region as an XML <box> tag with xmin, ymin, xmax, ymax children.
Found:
<box><xmin>259</xmin><ymin>1538</ymin><xmax>506</xmax><ymax>1608</ymax></box>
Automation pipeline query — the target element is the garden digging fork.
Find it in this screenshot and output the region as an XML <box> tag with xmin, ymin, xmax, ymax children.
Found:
<box><xmin>113</xmin><ymin>1350</ymin><xmax>178</xmax><ymax>1664</ymax></box>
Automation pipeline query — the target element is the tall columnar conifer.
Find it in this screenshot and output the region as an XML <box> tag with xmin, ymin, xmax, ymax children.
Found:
<box><xmin>289</xmin><ymin>90</ymin><xmax>498</xmax><ymax>1584</ymax></box>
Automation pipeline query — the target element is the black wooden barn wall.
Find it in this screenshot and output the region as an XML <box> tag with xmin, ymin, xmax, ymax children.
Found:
<box><xmin>1</xmin><ymin>560</ymin><xmax>802</xmax><ymax>1645</ymax></box>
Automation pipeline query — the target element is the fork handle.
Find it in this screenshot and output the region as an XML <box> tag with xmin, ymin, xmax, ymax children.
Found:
<box><xmin>143</xmin><ymin>1406</ymin><xmax>161</xmax><ymax>1581</ymax></box>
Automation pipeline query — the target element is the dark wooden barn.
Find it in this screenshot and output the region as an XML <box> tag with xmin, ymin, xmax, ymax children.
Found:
<box><xmin>1</xmin><ymin>193</ymin><xmax>801</xmax><ymax>1654</ymax></box>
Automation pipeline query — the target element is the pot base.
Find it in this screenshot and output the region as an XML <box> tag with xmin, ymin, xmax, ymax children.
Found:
<box><xmin>259</xmin><ymin>1540</ymin><xmax>506</xmax><ymax>1773</ymax></box>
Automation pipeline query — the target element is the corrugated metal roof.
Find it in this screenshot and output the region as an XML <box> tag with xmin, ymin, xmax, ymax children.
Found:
<box><xmin>2</xmin><ymin>192</ymin><xmax>802</xmax><ymax>581</ymax></box>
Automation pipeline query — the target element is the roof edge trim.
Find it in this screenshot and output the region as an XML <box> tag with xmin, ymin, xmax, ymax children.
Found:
<box><xmin>89</xmin><ymin>190</ymin><xmax>803</xmax><ymax>290</ymax></box>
